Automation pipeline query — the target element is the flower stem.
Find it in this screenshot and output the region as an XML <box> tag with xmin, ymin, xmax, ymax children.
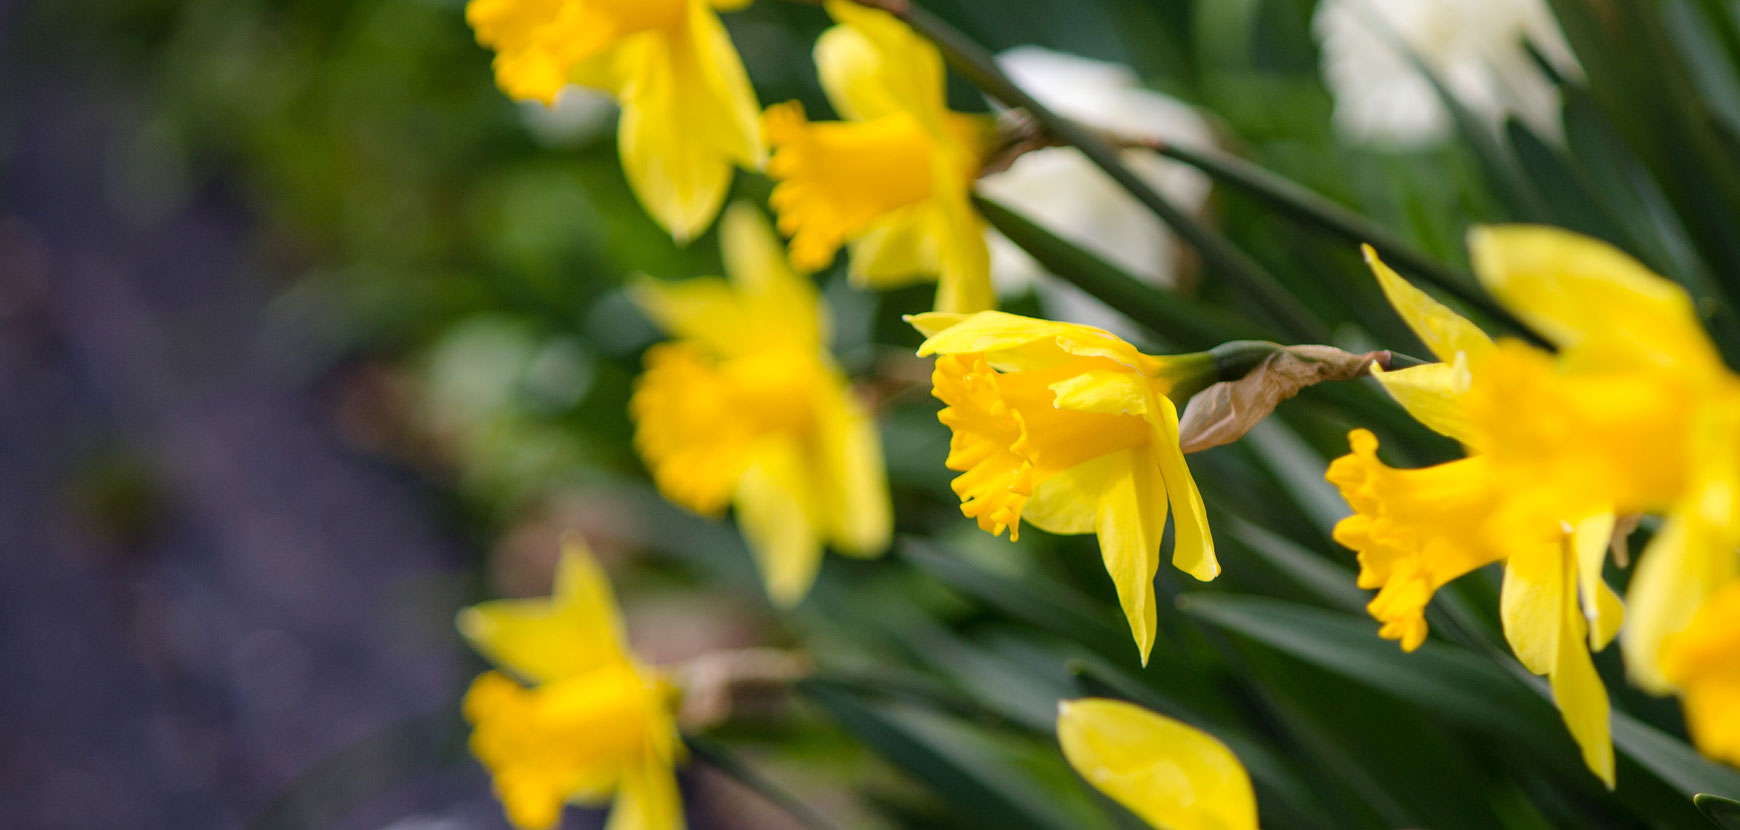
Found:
<box><xmin>1141</xmin><ymin>141</ymin><xmax>1542</xmax><ymax>342</ymax></box>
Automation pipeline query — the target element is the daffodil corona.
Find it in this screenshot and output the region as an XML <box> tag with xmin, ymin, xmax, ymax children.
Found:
<box><xmin>1057</xmin><ymin>698</ymin><xmax>1258</xmax><ymax>830</ymax></box>
<box><xmin>764</xmin><ymin>1</ymin><xmax>996</xmax><ymax>313</ymax></box>
<box><xmin>910</xmin><ymin>311</ymin><xmax>1216</xmax><ymax>663</ymax></box>
<box><xmin>631</xmin><ymin>203</ymin><xmax>892</xmax><ymax>606</ymax></box>
<box><xmin>458</xmin><ymin>540</ymin><xmax>684</xmax><ymax>830</ymax></box>
<box><xmin>465</xmin><ymin>0</ymin><xmax>763</xmax><ymax>240</ymax></box>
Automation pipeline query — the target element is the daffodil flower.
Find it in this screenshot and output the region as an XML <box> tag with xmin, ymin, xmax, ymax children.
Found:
<box><xmin>630</xmin><ymin>203</ymin><xmax>892</xmax><ymax>606</ymax></box>
<box><xmin>1329</xmin><ymin>241</ymin><xmax>1630</xmax><ymax>786</ymax></box>
<box><xmin>1661</xmin><ymin>582</ymin><xmax>1740</xmax><ymax>766</ymax></box>
<box><xmin>458</xmin><ymin>540</ymin><xmax>684</xmax><ymax>830</ymax></box>
<box><xmin>1057</xmin><ymin>698</ymin><xmax>1257</xmax><ymax>830</ymax></box>
<box><xmin>764</xmin><ymin>1</ymin><xmax>997</xmax><ymax>313</ymax></box>
<box><xmin>465</xmin><ymin>0</ymin><xmax>763</xmax><ymax>241</ymax></box>
<box><xmin>909</xmin><ymin>311</ymin><xmax>1216</xmax><ymax>663</ymax></box>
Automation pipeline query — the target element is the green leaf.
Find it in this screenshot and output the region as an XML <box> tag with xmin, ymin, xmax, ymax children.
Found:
<box><xmin>801</xmin><ymin>681</ymin><xmax>1084</xmax><ymax>830</ymax></box>
<box><xmin>1182</xmin><ymin>594</ymin><xmax>1576</xmax><ymax>755</ymax></box>
<box><xmin>1696</xmin><ymin>793</ymin><xmax>1740</xmax><ymax>829</ymax></box>
<box><xmin>973</xmin><ymin>195</ymin><xmax>1261</xmax><ymax>350</ymax></box>
<box><xmin>1612</xmin><ymin>711</ymin><xmax>1740</xmax><ymax>800</ymax></box>
<box><xmin>899</xmin><ymin>539</ymin><xmax>1127</xmax><ymax>651</ymax></box>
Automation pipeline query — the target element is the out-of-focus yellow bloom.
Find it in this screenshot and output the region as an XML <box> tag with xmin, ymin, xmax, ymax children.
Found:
<box><xmin>1057</xmin><ymin>698</ymin><xmax>1257</xmax><ymax>830</ymax></box>
<box><xmin>1328</xmin><ymin>240</ymin><xmax>1646</xmax><ymax>786</ymax></box>
<box><xmin>764</xmin><ymin>1</ymin><xmax>996</xmax><ymax>313</ymax></box>
<box><xmin>1661</xmin><ymin>582</ymin><xmax>1740</xmax><ymax>766</ymax></box>
<box><xmin>631</xmin><ymin>203</ymin><xmax>891</xmax><ymax>606</ymax></box>
<box><xmin>910</xmin><ymin>311</ymin><xmax>1216</xmax><ymax>663</ymax></box>
<box><xmin>465</xmin><ymin>0</ymin><xmax>763</xmax><ymax>241</ymax></box>
<box><xmin>458</xmin><ymin>540</ymin><xmax>683</xmax><ymax>830</ymax></box>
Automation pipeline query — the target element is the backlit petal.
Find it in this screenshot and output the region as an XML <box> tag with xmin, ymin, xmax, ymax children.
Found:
<box><xmin>1085</xmin><ymin>451</ymin><xmax>1167</xmax><ymax>664</ymax></box>
<box><xmin>1363</xmin><ymin>244</ymin><xmax>1493</xmax><ymax>363</ymax></box>
<box><xmin>1369</xmin><ymin>357</ymin><xmax>1480</xmax><ymax>447</ymax></box>
<box><xmin>734</xmin><ymin>441</ymin><xmax>826</xmax><ymax>607</ymax></box>
<box><xmin>1468</xmin><ymin>225</ymin><xmax>1720</xmax><ymax>374</ymax></box>
<box><xmin>1057</xmin><ymin>698</ymin><xmax>1258</xmax><ymax>830</ymax></box>
<box><xmin>458</xmin><ymin>540</ymin><xmax>630</xmax><ymax>683</ymax></box>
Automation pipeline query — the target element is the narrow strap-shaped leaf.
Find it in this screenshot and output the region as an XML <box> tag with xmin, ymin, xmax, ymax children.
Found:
<box><xmin>685</xmin><ymin>733</ymin><xmax>842</xmax><ymax>830</ymax></box>
<box><xmin>892</xmin><ymin>2</ymin><xmax>1328</xmax><ymax>342</ymax></box>
<box><xmin>1150</xmin><ymin>142</ymin><xmax>1534</xmax><ymax>338</ymax></box>
<box><xmin>800</xmin><ymin>681</ymin><xmax>1080</xmax><ymax>830</ymax></box>
<box><xmin>1696</xmin><ymin>793</ymin><xmax>1740</xmax><ymax>829</ymax></box>
<box><xmin>974</xmin><ymin>195</ymin><xmax>1265</xmax><ymax>350</ymax></box>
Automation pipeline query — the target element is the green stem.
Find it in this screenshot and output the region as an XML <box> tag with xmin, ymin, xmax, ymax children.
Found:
<box><xmin>880</xmin><ymin>3</ymin><xmax>1327</xmax><ymax>343</ymax></box>
<box><xmin>1150</xmin><ymin>143</ymin><xmax>1540</xmax><ymax>340</ymax></box>
<box><xmin>974</xmin><ymin>195</ymin><xmax>1268</xmax><ymax>349</ymax></box>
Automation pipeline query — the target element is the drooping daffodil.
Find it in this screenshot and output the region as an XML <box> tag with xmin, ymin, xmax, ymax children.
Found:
<box><xmin>458</xmin><ymin>539</ymin><xmax>684</xmax><ymax>830</ymax></box>
<box><xmin>909</xmin><ymin>311</ymin><xmax>1216</xmax><ymax>663</ymax></box>
<box><xmin>764</xmin><ymin>0</ymin><xmax>997</xmax><ymax>313</ymax></box>
<box><xmin>1330</xmin><ymin>227</ymin><xmax>1740</xmax><ymax>784</ymax></box>
<box><xmin>1058</xmin><ymin>698</ymin><xmax>1257</xmax><ymax>830</ymax></box>
<box><xmin>465</xmin><ymin>0</ymin><xmax>763</xmax><ymax>241</ymax></box>
<box><xmin>630</xmin><ymin>203</ymin><xmax>892</xmax><ymax>606</ymax></box>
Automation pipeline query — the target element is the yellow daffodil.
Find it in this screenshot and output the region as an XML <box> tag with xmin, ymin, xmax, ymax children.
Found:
<box><xmin>1456</xmin><ymin>229</ymin><xmax>1740</xmax><ymax>701</ymax></box>
<box><xmin>1057</xmin><ymin>698</ymin><xmax>1257</xmax><ymax>830</ymax></box>
<box><xmin>458</xmin><ymin>539</ymin><xmax>684</xmax><ymax>830</ymax></box>
<box><xmin>465</xmin><ymin>0</ymin><xmax>763</xmax><ymax>241</ymax></box>
<box><xmin>764</xmin><ymin>1</ymin><xmax>997</xmax><ymax>313</ymax></box>
<box><xmin>1328</xmin><ymin>240</ymin><xmax>1642</xmax><ymax>786</ymax></box>
<box><xmin>630</xmin><ymin>203</ymin><xmax>892</xmax><ymax>606</ymax></box>
<box><xmin>1660</xmin><ymin>582</ymin><xmax>1740</xmax><ymax>766</ymax></box>
<box><xmin>909</xmin><ymin>311</ymin><xmax>1216</xmax><ymax>663</ymax></box>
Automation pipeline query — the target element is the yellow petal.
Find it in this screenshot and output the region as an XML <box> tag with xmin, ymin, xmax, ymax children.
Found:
<box><xmin>734</xmin><ymin>442</ymin><xmax>825</xmax><ymax>606</ymax></box>
<box><xmin>628</xmin><ymin>276</ymin><xmax>748</xmax><ymax>355</ymax></box>
<box><xmin>1552</xmin><ymin>608</ymin><xmax>1616</xmax><ymax>789</ymax></box>
<box><xmin>1363</xmin><ymin>244</ymin><xmax>1493</xmax><ymax>364</ymax></box>
<box><xmin>847</xmin><ymin>207</ymin><xmax>943</xmax><ymax>287</ymax></box>
<box><xmin>1622</xmin><ymin>510</ymin><xmax>1739</xmax><ymax>693</ymax></box>
<box><xmin>912</xmin><ymin>310</ymin><xmax>1145</xmax><ymax>371</ymax></box>
<box><xmin>617</xmin><ymin>8</ymin><xmax>762</xmax><ymax>241</ymax></box>
<box><xmin>1057</xmin><ymin>698</ymin><xmax>1258</xmax><ymax>830</ymax></box>
<box><xmin>1500</xmin><ymin>544</ymin><xmax>1562</xmax><ymax>677</ymax></box>
<box><xmin>1661</xmin><ymin>585</ymin><xmax>1740</xmax><ymax>766</ymax></box>
<box><xmin>457</xmin><ymin>539</ymin><xmax>631</xmax><ymax>683</ymax></box>
<box><xmin>931</xmin><ymin>185</ymin><xmax>996</xmax><ymax>313</ymax></box>
<box><xmin>1049</xmin><ymin>369</ymin><xmax>1150</xmax><ymax>417</ymax></box>
<box><xmin>720</xmin><ymin>201</ymin><xmax>827</xmax><ymax>350</ymax></box>
<box><xmin>1500</xmin><ymin>543</ymin><xmax>1614</xmax><ymax>787</ymax></box>
<box><xmin>605</xmin><ymin>751</ymin><xmax>686</xmax><ymax>830</ymax></box>
<box><xmin>817</xmin><ymin>381</ymin><xmax>893</xmax><ymax>558</ymax></box>
<box><xmin>1369</xmin><ymin>357</ymin><xmax>1480</xmax><ymax>447</ymax></box>
<box><xmin>1149</xmin><ymin>390</ymin><xmax>1217</xmax><ymax>582</ymax></box>
<box><xmin>817</xmin><ymin>0</ymin><xmax>947</xmax><ymax>125</ymax></box>
<box><xmin>1468</xmin><ymin>225</ymin><xmax>1720</xmax><ymax>374</ymax></box>
<box><xmin>1084</xmin><ymin>451</ymin><xmax>1168</xmax><ymax>664</ymax></box>
<box><xmin>1569</xmin><ymin>511</ymin><xmax>1623</xmax><ymax>651</ymax></box>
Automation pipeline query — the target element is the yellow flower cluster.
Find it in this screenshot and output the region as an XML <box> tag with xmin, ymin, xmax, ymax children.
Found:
<box><xmin>452</xmin><ymin>0</ymin><xmax>1740</xmax><ymax>825</ymax></box>
<box><xmin>1329</xmin><ymin>228</ymin><xmax>1740</xmax><ymax>783</ymax></box>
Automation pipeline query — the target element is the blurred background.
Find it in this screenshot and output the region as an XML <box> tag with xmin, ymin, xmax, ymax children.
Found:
<box><xmin>6</xmin><ymin>0</ymin><xmax>1740</xmax><ymax>828</ymax></box>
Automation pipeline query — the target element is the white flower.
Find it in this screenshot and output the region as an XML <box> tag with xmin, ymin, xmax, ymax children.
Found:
<box><xmin>1314</xmin><ymin>0</ymin><xmax>1579</xmax><ymax>147</ymax></box>
<box><xmin>978</xmin><ymin>47</ymin><xmax>1213</xmax><ymax>337</ymax></box>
